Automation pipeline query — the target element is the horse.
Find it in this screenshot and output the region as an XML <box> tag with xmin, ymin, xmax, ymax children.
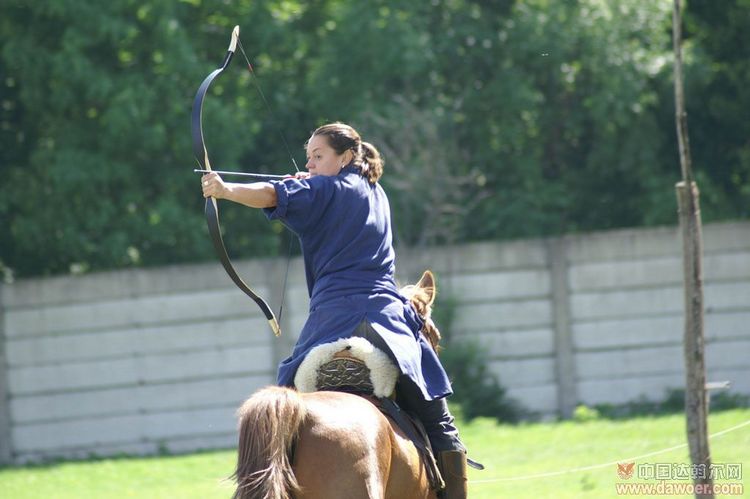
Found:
<box><xmin>231</xmin><ymin>271</ymin><xmax>444</xmax><ymax>499</ymax></box>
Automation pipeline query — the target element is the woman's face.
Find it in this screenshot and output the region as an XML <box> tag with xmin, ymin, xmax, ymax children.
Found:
<box><xmin>305</xmin><ymin>134</ymin><xmax>352</xmax><ymax>177</ymax></box>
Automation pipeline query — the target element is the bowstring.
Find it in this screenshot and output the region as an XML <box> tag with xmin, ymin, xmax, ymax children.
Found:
<box><xmin>236</xmin><ymin>36</ymin><xmax>299</xmax><ymax>325</ymax></box>
<box><xmin>237</xmin><ymin>38</ymin><xmax>300</xmax><ymax>173</ymax></box>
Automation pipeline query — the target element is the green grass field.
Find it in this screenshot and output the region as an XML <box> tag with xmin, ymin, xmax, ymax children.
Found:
<box><xmin>1</xmin><ymin>409</ymin><xmax>747</xmax><ymax>499</ymax></box>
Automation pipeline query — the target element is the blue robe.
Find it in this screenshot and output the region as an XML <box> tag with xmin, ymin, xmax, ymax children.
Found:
<box><xmin>263</xmin><ymin>164</ymin><xmax>452</xmax><ymax>400</ymax></box>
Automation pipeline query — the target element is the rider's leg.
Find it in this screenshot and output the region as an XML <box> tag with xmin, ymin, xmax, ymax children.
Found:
<box><xmin>351</xmin><ymin>320</ymin><xmax>468</xmax><ymax>499</ymax></box>
<box><xmin>393</xmin><ymin>376</ymin><xmax>464</xmax><ymax>452</ymax></box>
<box><xmin>394</xmin><ymin>378</ymin><xmax>468</xmax><ymax>499</ymax></box>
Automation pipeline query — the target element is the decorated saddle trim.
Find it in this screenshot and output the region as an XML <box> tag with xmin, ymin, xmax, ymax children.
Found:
<box><xmin>294</xmin><ymin>337</ymin><xmax>399</xmax><ymax>398</ymax></box>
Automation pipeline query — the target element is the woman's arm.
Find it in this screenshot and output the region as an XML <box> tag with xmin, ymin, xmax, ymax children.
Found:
<box><xmin>222</xmin><ymin>181</ymin><xmax>277</xmax><ymax>208</ymax></box>
<box><xmin>201</xmin><ymin>172</ymin><xmax>277</xmax><ymax>208</ymax></box>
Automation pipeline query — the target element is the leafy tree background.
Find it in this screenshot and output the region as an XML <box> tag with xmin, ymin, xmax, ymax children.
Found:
<box><xmin>1</xmin><ymin>0</ymin><xmax>747</xmax><ymax>278</ymax></box>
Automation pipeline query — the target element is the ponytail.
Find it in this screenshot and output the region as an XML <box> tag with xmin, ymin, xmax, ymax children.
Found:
<box><xmin>359</xmin><ymin>141</ymin><xmax>384</xmax><ymax>184</ymax></box>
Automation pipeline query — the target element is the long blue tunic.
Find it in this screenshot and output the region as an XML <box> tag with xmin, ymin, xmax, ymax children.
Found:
<box><xmin>263</xmin><ymin>164</ymin><xmax>452</xmax><ymax>400</ymax></box>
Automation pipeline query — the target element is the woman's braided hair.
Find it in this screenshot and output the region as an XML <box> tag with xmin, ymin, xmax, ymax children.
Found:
<box><xmin>310</xmin><ymin>123</ymin><xmax>384</xmax><ymax>184</ymax></box>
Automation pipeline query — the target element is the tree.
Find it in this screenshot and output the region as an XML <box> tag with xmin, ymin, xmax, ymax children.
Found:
<box><xmin>1</xmin><ymin>0</ymin><xmax>746</xmax><ymax>278</ymax></box>
<box><xmin>680</xmin><ymin>0</ymin><xmax>750</xmax><ymax>220</ymax></box>
<box><xmin>0</xmin><ymin>0</ymin><xmax>305</xmax><ymax>277</ymax></box>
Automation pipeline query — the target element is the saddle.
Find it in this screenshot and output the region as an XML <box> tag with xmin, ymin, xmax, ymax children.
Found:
<box><xmin>294</xmin><ymin>337</ymin><xmax>446</xmax><ymax>491</ymax></box>
<box><xmin>294</xmin><ymin>336</ymin><xmax>400</xmax><ymax>397</ymax></box>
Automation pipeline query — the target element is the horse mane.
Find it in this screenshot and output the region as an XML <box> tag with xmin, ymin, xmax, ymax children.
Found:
<box><xmin>400</xmin><ymin>270</ymin><xmax>442</xmax><ymax>353</ymax></box>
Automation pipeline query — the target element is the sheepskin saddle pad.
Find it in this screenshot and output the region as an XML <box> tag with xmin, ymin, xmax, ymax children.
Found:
<box><xmin>294</xmin><ymin>337</ymin><xmax>399</xmax><ymax>398</ymax></box>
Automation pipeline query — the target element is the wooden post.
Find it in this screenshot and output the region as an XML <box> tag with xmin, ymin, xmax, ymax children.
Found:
<box><xmin>673</xmin><ymin>1</ymin><xmax>713</xmax><ymax>497</ymax></box>
<box><xmin>676</xmin><ymin>183</ymin><xmax>713</xmax><ymax>496</ymax></box>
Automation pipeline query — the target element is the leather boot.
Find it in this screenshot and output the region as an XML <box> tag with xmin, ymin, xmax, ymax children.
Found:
<box><xmin>437</xmin><ymin>450</ymin><xmax>468</xmax><ymax>499</ymax></box>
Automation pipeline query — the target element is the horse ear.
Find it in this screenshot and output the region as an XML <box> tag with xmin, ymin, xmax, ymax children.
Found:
<box><xmin>417</xmin><ymin>270</ymin><xmax>436</xmax><ymax>305</ymax></box>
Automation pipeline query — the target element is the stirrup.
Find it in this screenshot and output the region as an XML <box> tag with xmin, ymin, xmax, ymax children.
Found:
<box><xmin>468</xmin><ymin>457</ymin><xmax>485</xmax><ymax>470</ymax></box>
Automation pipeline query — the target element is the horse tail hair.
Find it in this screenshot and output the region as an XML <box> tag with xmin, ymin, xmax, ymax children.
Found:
<box><xmin>231</xmin><ymin>386</ymin><xmax>307</xmax><ymax>499</ymax></box>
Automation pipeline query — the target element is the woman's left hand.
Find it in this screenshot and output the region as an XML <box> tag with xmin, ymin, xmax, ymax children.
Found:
<box><xmin>201</xmin><ymin>172</ymin><xmax>229</xmax><ymax>199</ymax></box>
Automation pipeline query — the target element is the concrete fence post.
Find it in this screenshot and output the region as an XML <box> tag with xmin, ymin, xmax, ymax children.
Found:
<box><xmin>547</xmin><ymin>237</ymin><xmax>578</xmax><ymax>418</ymax></box>
<box><xmin>0</xmin><ymin>283</ymin><xmax>12</xmax><ymax>464</ymax></box>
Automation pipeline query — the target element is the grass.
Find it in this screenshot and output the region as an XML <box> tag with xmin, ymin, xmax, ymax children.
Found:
<box><xmin>463</xmin><ymin>408</ymin><xmax>749</xmax><ymax>498</ymax></box>
<box><xmin>0</xmin><ymin>408</ymin><xmax>748</xmax><ymax>499</ymax></box>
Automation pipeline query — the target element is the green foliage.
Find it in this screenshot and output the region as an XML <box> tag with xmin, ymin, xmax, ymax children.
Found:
<box><xmin>709</xmin><ymin>390</ymin><xmax>750</xmax><ymax>411</ymax></box>
<box><xmin>0</xmin><ymin>0</ymin><xmax>298</xmax><ymax>277</ymax></box>
<box><xmin>592</xmin><ymin>388</ymin><xmax>750</xmax><ymax>419</ymax></box>
<box><xmin>572</xmin><ymin>404</ymin><xmax>602</xmax><ymax>422</ymax></box>
<box><xmin>1</xmin><ymin>0</ymin><xmax>748</xmax><ymax>277</ymax></box>
<box><xmin>678</xmin><ymin>0</ymin><xmax>750</xmax><ymax>219</ymax></box>
<box><xmin>593</xmin><ymin>390</ymin><xmax>686</xmax><ymax>419</ymax></box>
<box><xmin>440</xmin><ymin>339</ymin><xmax>525</xmax><ymax>423</ymax></box>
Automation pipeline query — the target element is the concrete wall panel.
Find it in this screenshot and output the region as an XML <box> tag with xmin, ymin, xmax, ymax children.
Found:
<box><xmin>5</xmin><ymin>317</ymin><xmax>269</xmax><ymax>366</ymax></box>
<box><xmin>458</xmin><ymin>328</ymin><xmax>555</xmax><ymax>358</ymax></box>
<box><xmin>453</xmin><ymin>299</ymin><xmax>552</xmax><ymax>331</ymax></box>
<box><xmin>8</xmin><ymin>345</ymin><xmax>274</xmax><ymax>395</ymax></box>
<box><xmin>10</xmin><ymin>375</ymin><xmax>270</xmax><ymax>423</ymax></box>
<box><xmin>442</xmin><ymin>270</ymin><xmax>551</xmax><ymax>301</ymax></box>
<box><xmin>5</xmin><ymin>288</ymin><xmax>267</xmax><ymax>338</ymax></box>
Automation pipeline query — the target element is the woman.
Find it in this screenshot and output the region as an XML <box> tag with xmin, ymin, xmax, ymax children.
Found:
<box><xmin>201</xmin><ymin>122</ymin><xmax>468</xmax><ymax>498</ymax></box>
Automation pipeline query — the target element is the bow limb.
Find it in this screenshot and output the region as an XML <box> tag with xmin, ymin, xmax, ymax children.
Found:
<box><xmin>191</xmin><ymin>25</ymin><xmax>281</xmax><ymax>337</ymax></box>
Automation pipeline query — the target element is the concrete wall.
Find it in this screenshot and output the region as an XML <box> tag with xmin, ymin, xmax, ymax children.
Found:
<box><xmin>1</xmin><ymin>222</ymin><xmax>748</xmax><ymax>463</ymax></box>
<box><xmin>398</xmin><ymin>222</ymin><xmax>750</xmax><ymax>417</ymax></box>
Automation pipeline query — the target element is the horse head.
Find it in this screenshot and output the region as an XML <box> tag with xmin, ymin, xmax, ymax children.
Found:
<box><xmin>400</xmin><ymin>270</ymin><xmax>442</xmax><ymax>353</ymax></box>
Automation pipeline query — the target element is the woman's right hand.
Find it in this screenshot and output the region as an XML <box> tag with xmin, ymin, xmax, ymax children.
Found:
<box><xmin>201</xmin><ymin>172</ymin><xmax>229</xmax><ymax>199</ymax></box>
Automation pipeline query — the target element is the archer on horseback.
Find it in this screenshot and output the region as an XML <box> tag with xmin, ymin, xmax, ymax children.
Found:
<box><xmin>201</xmin><ymin>122</ymin><xmax>469</xmax><ymax>498</ymax></box>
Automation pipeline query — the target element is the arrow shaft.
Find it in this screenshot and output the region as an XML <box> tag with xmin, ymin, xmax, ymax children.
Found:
<box><xmin>194</xmin><ymin>169</ymin><xmax>289</xmax><ymax>179</ymax></box>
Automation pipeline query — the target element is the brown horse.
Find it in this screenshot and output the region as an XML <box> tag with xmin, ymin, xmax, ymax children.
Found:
<box><xmin>232</xmin><ymin>271</ymin><xmax>443</xmax><ymax>499</ymax></box>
